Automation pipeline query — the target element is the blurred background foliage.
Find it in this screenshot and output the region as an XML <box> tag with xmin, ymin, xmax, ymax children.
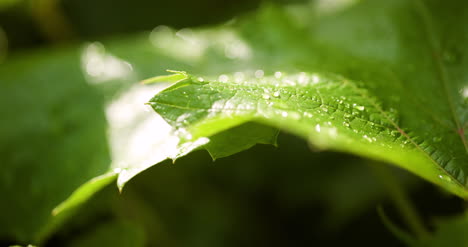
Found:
<box><xmin>0</xmin><ymin>0</ymin><xmax>466</xmax><ymax>246</ymax></box>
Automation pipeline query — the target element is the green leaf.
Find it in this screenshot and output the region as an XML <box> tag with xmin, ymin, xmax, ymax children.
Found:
<box><xmin>147</xmin><ymin>0</ymin><xmax>468</xmax><ymax>198</ymax></box>
<box><xmin>423</xmin><ymin>214</ymin><xmax>468</xmax><ymax>247</ymax></box>
<box><xmin>205</xmin><ymin>122</ymin><xmax>279</xmax><ymax>160</ymax></box>
<box><xmin>0</xmin><ymin>0</ymin><xmax>22</xmax><ymax>11</ymax></box>
<box><xmin>2</xmin><ymin>0</ymin><xmax>467</xmax><ymax>243</ymax></box>
<box><xmin>140</xmin><ymin>70</ymin><xmax>188</xmax><ymax>85</ymax></box>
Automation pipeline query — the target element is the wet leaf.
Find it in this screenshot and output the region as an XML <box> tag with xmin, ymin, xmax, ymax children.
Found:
<box><xmin>147</xmin><ymin>0</ymin><xmax>468</xmax><ymax>198</ymax></box>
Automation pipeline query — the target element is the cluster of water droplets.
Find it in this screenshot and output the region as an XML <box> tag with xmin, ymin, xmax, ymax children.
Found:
<box><xmin>215</xmin><ymin>70</ymin><xmax>325</xmax><ymax>87</ymax></box>
<box><xmin>183</xmin><ymin>70</ymin><xmax>409</xmax><ymax>148</ymax></box>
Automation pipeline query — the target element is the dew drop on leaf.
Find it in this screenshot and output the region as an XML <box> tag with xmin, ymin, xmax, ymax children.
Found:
<box><xmin>255</xmin><ymin>70</ymin><xmax>264</xmax><ymax>78</ymax></box>
<box><xmin>218</xmin><ymin>74</ymin><xmax>229</xmax><ymax>82</ymax></box>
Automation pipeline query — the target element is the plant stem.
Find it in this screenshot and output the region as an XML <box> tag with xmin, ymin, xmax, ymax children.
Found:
<box><xmin>371</xmin><ymin>164</ymin><xmax>430</xmax><ymax>240</ymax></box>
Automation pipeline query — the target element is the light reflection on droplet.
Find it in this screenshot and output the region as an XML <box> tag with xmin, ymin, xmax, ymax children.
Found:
<box><xmin>315</xmin><ymin>124</ymin><xmax>321</xmax><ymax>132</ymax></box>
<box><xmin>363</xmin><ymin>135</ymin><xmax>373</xmax><ymax>142</ymax></box>
<box><xmin>312</xmin><ymin>75</ymin><xmax>320</xmax><ymax>84</ymax></box>
<box><xmin>218</xmin><ymin>74</ymin><xmax>229</xmax><ymax>82</ymax></box>
<box><xmin>255</xmin><ymin>70</ymin><xmax>264</xmax><ymax>78</ymax></box>
<box><xmin>274</xmin><ymin>71</ymin><xmax>282</xmax><ymax>78</ymax></box>
<box><xmin>462</xmin><ymin>86</ymin><xmax>468</xmax><ymax>99</ymax></box>
<box><xmin>297</xmin><ymin>72</ymin><xmax>308</xmax><ymax>85</ymax></box>
<box><xmin>355</xmin><ymin>105</ymin><xmax>365</xmax><ymax>111</ymax></box>
<box><xmin>234</xmin><ymin>72</ymin><xmax>245</xmax><ymax>83</ymax></box>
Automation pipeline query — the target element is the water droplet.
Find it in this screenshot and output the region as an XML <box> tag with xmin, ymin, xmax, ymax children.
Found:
<box><xmin>315</xmin><ymin>124</ymin><xmax>321</xmax><ymax>132</ymax></box>
<box><xmin>284</xmin><ymin>79</ymin><xmax>296</xmax><ymax>86</ymax></box>
<box><xmin>234</xmin><ymin>72</ymin><xmax>244</xmax><ymax>82</ymax></box>
<box><xmin>343</xmin><ymin>122</ymin><xmax>350</xmax><ymax>127</ymax></box>
<box><xmin>218</xmin><ymin>74</ymin><xmax>229</xmax><ymax>82</ymax></box>
<box><xmin>363</xmin><ymin>135</ymin><xmax>373</xmax><ymax>142</ymax></box>
<box><xmin>321</xmin><ymin>105</ymin><xmax>329</xmax><ymax>113</ymax></box>
<box><xmin>297</xmin><ymin>72</ymin><xmax>308</xmax><ymax>85</ymax></box>
<box><xmin>255</xmin><ymin>70</ymin><xmax>264</xmax><ymax>78</ymax></box>
<box><xmin>274</xmin><ymin>71</ymin><xmax>282</xmax><ymax>78</ymax></box>
<box><xmin>312</xmin><ymin>75</ymin><xmax>320</xmax><ymax>84</ymax></box>
<box><xmin>273</xmin><ymin>91</ymin><xmax>280</xmax><ymax>97</ymax></box>
<box><xmin>438</xmin><ymin>174</ymin><xmax>451</xmax><ymax>182</ymax></box>
<box><xmin>356</xmin><ymin>105</ymin><xmax>365</xmax><ymax>111</ymax></box>
<box><xmin>303</xmin><ymin>112</ymin><xmax>313</xmax><ymax>118</ymax></box>
<box><xmin>197</xmin><ymin>77</ymin><xmax>204</xmax><ymax>82</ymax></box>
<box><xmin>281</xmin><ymin>111</ymin><xmax>288</xmax><ymax>117</ymax></box>
<box><xmin>461</xmin><ymin>86</ymin><xmax>468</xmax><ymax>99</ymax></box>
<box><xmin>263</xmin><ymin>94</ymin><xmax>270</xmax><ymax>100</ymax></box>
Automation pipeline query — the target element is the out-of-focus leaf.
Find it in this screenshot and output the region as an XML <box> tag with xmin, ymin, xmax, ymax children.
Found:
<box><xmin>66</xmin><ymin>220</ymin><xmax>145</xmax><ymax>247</ymax></box>
<box><xmin>423</xmin><ymin>214</ymin><xmax>468</xmax><ymax>247</ymax></box>
<box><xmin>0</xmin><ymin>0</ymin><xmax>21</xmax><ymax>11</ymax></box>
<box><xmin>0</xmin><ymin>49</ymin><xmax>111</xmax><ymax>243</ymax></box>
<box><xmin>381</xmin><ymin>210</ymin><xmax>468</xmax><ymax>247</ymax></box>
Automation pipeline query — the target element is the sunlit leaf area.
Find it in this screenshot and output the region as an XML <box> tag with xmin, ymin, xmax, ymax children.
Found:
<box><xmin>1</xmin><ymin>0</ymin><xmax>468</xmax><ymax>246</ymax></box>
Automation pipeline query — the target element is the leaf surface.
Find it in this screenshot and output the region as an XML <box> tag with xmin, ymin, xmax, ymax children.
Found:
<box><xmin>148</xmin><ymin>0</ymin><xmax>468</xmax><ymax>197</ymax></box>
<box><xmin>1</xmin><ymin>0</ymin><xmax>468</xmax><ymax>243</ymax></box>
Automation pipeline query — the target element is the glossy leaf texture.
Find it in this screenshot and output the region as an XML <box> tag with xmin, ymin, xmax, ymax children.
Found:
<box><xmin>148</xmin><ymin>0</ymin><xmax>468</xmax><ymax>198</ymax></box>
<box><xmin>1</xmin><ymin>0</ymin><xmax>467</xmax><ymax>244</ymax></box>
